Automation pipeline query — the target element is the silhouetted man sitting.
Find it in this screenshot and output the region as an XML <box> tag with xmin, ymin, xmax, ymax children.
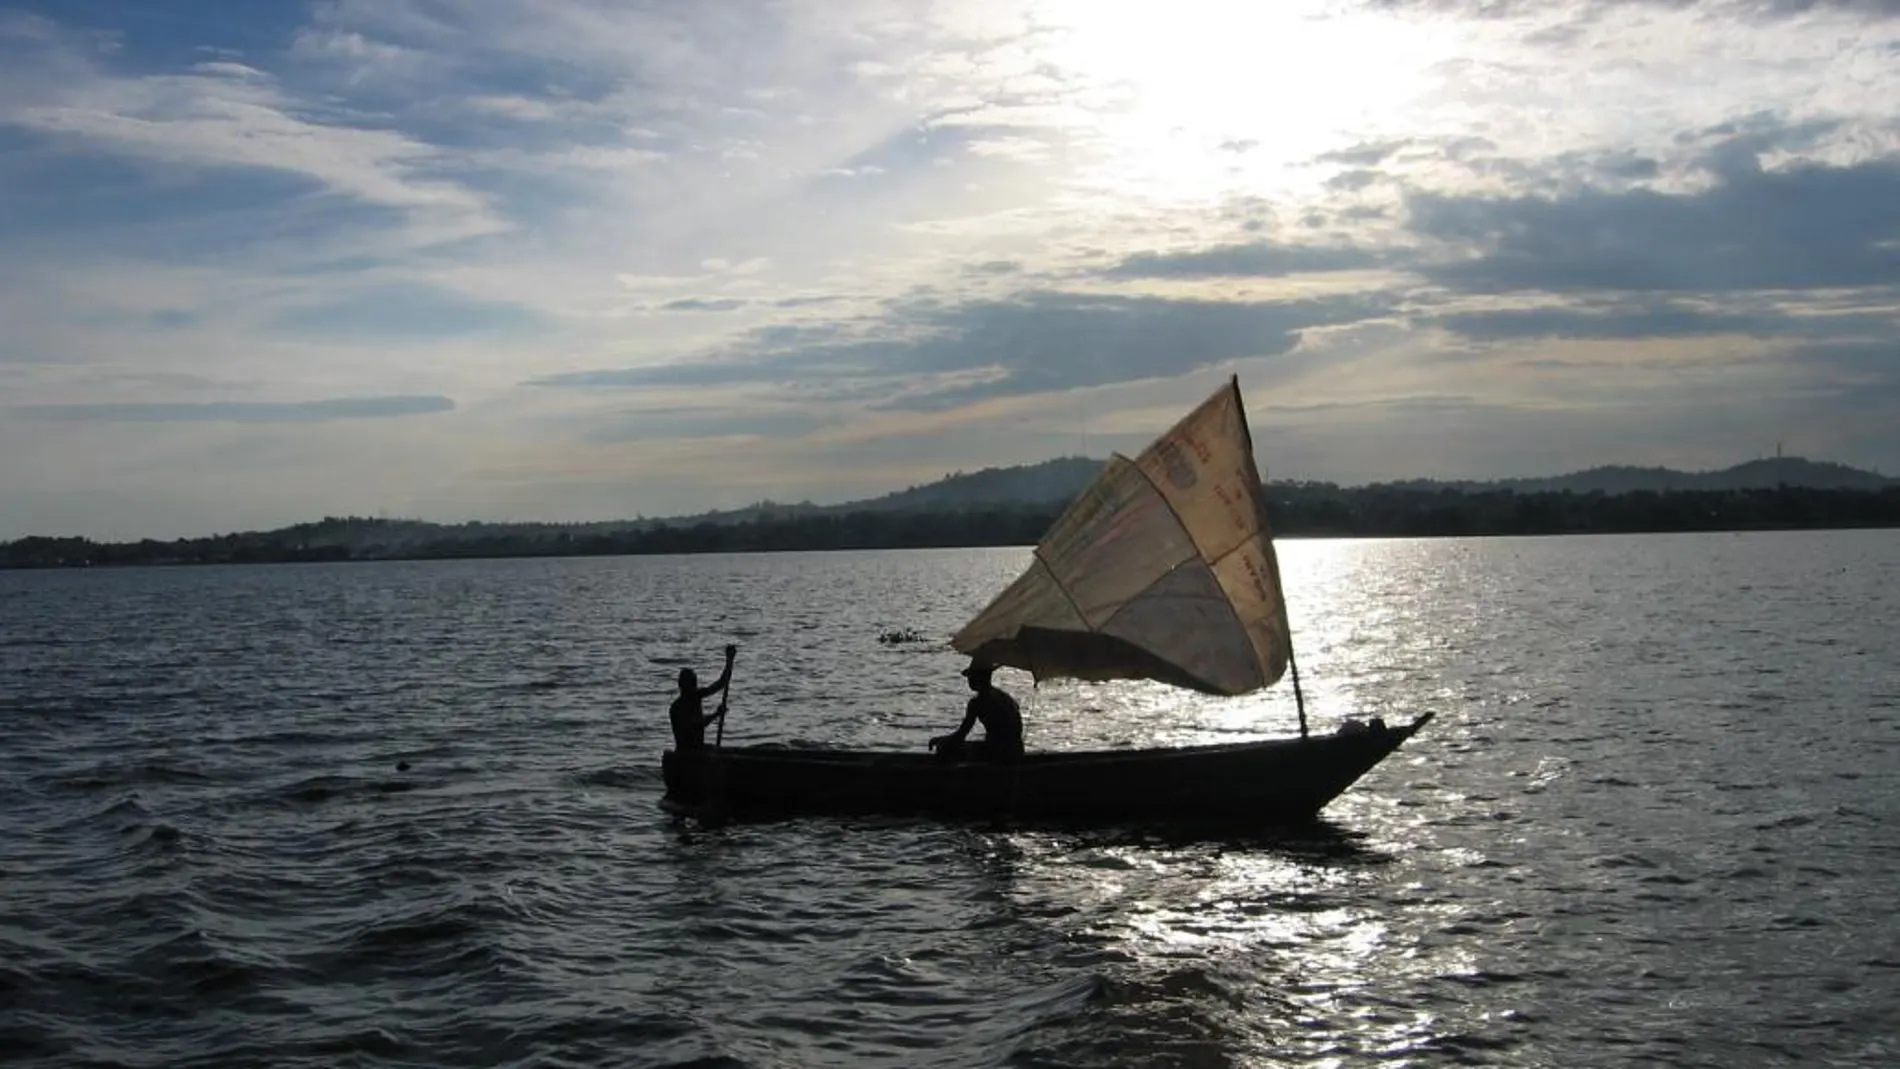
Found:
<box><xmin>670</xmin><ymin>644</ymin><xmax>736</xmax><ymax>751</ymax></box>
<box><xmin>930</xmin><ymin>659</ymin><xmax>1023</xmax><ymax>763</ymax></box>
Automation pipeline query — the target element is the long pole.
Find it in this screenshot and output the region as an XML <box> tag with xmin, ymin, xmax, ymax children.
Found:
<box><xmin>715</xmin><ymin>653</ymin><xmax>735</xmax><ymax>749</ymax></box>
<box><xmin>703</xmin><ymin>650</ymin><xmax>737</xmax><ymax>826</ymax></box>
<box><xmin>1229</xmin><ymin>373</ymin><xmax>1310</xmax><ymax>741</ymax></box>
<box><xmin>1289</xmin><ymin>642</ymin><xmax>1309</xmax><ymax>740</ymax></box>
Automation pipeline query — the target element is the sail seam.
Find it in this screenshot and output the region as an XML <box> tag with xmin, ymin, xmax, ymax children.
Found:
<box><xmin>1224</xmin><ymin>378</ymin><xmax>1291</xmax><ymax>613</ymax></box>
<box><xmin>1087</xmin><ymin>464</ymin><xmax>1192</xmax><ymax>636</ymax></box>
<box><xmin>1211</xmin><ymin>378</ymin><xmax>1294</xmax><ymax>687</ymax></box>
<box><xmin>952</xmin><ymin>455</ymin><xmax>1135</xmax><ymax>653</ymax></box>
<box><xmin>1095</xmin><ymin>452</ymin><xmax>1254</xmax><ymax>680</ymax></box>
<box><xmin>1029</xmin><ymin>547</ymin><xmax>1093</xmax><ymax>639</ymax></box>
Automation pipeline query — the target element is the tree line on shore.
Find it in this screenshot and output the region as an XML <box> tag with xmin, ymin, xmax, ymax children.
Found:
<box><xmin>5</xmin><ymin>482</ymin><xmax>1898</xmax><ymax>569</ymax></box>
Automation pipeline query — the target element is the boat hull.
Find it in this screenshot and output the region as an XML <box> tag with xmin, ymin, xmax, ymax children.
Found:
<box><xmin>662</xmin><ymin>713</ymin><xmax>1433</xmax><ymax>824</ymax></box>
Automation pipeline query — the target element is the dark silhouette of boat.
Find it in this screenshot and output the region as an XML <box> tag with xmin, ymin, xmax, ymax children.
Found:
<box><xmin>663</xmin><ymin>376</ymin><xmax>1435</xmax><ymax>824</ymax></box>
<box><xmin>663</xmin><ymin>713</ymin><xmax>1432</xmax><ymax>822</ymax></box>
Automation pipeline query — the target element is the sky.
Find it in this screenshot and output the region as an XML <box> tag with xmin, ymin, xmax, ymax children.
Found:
<box><xmin>3</xmin><ymin>0</ymin><xmax>1899</xmax><ymax>540</ymax></box>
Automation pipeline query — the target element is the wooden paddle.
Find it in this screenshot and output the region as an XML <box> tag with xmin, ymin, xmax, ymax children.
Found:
<box><xmin>714</xmin><ymin>644</ymin><xmax>736</xmax><ymax>748</ymax></box>
<box><xmin>704</xmin><ymin>644</ymin><xmax>737</xmax><ymax>825</ymax></box>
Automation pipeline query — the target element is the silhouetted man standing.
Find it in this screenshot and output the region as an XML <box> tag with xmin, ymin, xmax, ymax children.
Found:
<box><xmin>670</xmin><ymin>644</ymin><xmax>737</xmax><ymax>750</ymax></box>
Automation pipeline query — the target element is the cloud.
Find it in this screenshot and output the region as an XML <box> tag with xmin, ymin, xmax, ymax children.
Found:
<box><xmin>530</xmin><ymin>289</ymin><xmax>1390</xmax><ymax>409</ymax></box>
<box><xmin>526</xmin><ymin>360</ymin><xmax>795</xmax><ymax>391</ymax></box>
<box><xmin>3</xmin><ymin>41</ymin><xmax>495</xmax><ymax>229</ymax></box>
<box><xmin>573</xmin><ymin>406</ymin><xmax>830</xmax><ymax>443</ymax></box>
<box><xmin>1316</xmin><ymin>140</ymin><xmax>1413</xmax><ymax>167</ymax></box>
<box><xmin>145</xmin><ymin>309</ymin><xmax>200</xmax><ymax>329</ymax></box>
<box><xmin>1109</xmin><ymin>242</ymin><xmax>1382</xmax><ymax>279</ymax></box>
<box><xmin>661</xmin><ymin>297</ymin><xmax>750</xmax><ymax>312</ymax></box>
<box><xmin>1325</xmin><ymin>169</ymin><xmax>1387</xmax><ymax>193</ymax></box>
<box><xmin>1432</xmin><ymin>301</ymin><xmax>1789</xmax><ymax>340</ymax></box>
<box><xmin>1406</xmin><ymin>150</ymin><xmax>1900</xmax><ymax>293</ymax></box>
<box><xmin>1361</xmin><ymin>0</ymin><xmax>1900</xmax><ymax>17</ymax></box>
<box><xmin>17</xmin><ymin>395</ymin><xmax>456</xmax><ymax>423</ymax></box>
<box><xmin>1314</xmin><ymin>137</ymin><xmax>1495</xmax><ymax>169</ymax></box>
<box><xmin>269</xmin><ymin>284</ymin><xmax>547</xmax><ymax>340</ymax></box>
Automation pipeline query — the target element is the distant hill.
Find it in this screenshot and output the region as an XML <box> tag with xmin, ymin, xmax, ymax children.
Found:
<box><xmin>1374</xmin><ymin>456</ymin><xmax>1894</xmax><ymax>495</ymax></box>
<box><xmin>194</xmin><ymin>455</ymin><xmax>1900</xmax><ymax>546</ymax></box>
<box><xmin>5</xmin><ymin>453</ymin><xmax>1895</xmax><ymax>568</ymax></box>
<box><xmin>627</xmin><ymin>456</ymin><xmax>1107</xmax><ymax>527</ymax></box>
<box><xmin>847</xmin><ymin>456</ymin><xmax>1106</xmax><ymax>511</ymax></box>
<box><xmin>799</xmin><ymin>453</ymin><xmax>1894</xmax><ymax>512</ymax></box>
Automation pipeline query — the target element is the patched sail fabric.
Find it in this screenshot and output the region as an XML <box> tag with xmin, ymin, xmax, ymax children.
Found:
<box><xmin>952</xmin><ymin>377</ymin><xmax>1293</xmax><ymax>696</ymax></box>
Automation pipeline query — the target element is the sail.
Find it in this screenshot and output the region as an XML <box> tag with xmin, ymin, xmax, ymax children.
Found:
<box><xmin>952</xmin><ymin>377</ymin><xmax>1293</xmax><ymax>696</ymax></box>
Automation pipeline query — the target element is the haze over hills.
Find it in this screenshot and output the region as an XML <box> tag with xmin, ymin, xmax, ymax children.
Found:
<box><xmin>679</xmin><ymin>454</ymin><xmax>1888</xmax><ymax>525</ymax></box>
<box><xmin>829</xmin><ymin>457</ymin><xmax>1111</xmax><ymax>512</ymax></box>
<box><xmin>4</xmin><ymin>453</ymin><xmax>1895</xmax><ymax>568</ymax></box>
<box><xmin>1376</xmin><ymin>457</ymin><xmax>1895</xmax><ymax>495</ymax></box>
<box><xmin>802</xmin><ymin>454</ymin><xmax>1896</xmax><ymax>514</ymax></box>
<box><xmin>615</xmin><ymin>456</ymin><xmax>1107</xmax><ymax>528</ymax></box>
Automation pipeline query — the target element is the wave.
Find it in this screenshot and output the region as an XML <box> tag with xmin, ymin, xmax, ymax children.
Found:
<box><xmin>271</xmin><ymin>772</ymin><xmax>426</xmax><ymax>805</ymax></box>
<box><xmin>568</xmin><ymin>766</ymin><xmax>663</xmax><ymax>789</ymax></box>
<box><xmin>123</xmin><ymin>926</ymin><xmax>285</xmax><ymax>999</ymax></box>
<box><xmin>91</xmin><ymin>794</ymin><xmax>153</xmax><ymax>823</ymax></box>
<box><xmin>42</xmin><ymin>759</ymin><xmax>220</xmax><ymax>793</ymax></box>
<box><xmin>296</xmin><ymin>890</ymin><xmax>532</xmax><ymax>990</ymax></box>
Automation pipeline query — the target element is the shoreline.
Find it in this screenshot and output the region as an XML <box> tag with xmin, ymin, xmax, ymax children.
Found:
<box><xmin>5</xmin><ymin>518</ymin><xmax>1896</xmax><ymax>571</ymax></box>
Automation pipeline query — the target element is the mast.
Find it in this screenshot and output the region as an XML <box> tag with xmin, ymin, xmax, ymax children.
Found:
<box><xmin>1227</xmin><ymin>374</ymin><xmax>1308</xmax><ymax>738</ymax></box>
<box><xmin>1288</xmin><ymin>642</ymin><xmax>1308</xmax><ymax>739</ymax></box>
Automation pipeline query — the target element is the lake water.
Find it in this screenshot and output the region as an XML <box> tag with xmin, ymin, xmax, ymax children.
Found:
<box><xmin>2</xmin><ymin>531</ymin><xmax>1897</xmax><ymax>1068</ymax></box>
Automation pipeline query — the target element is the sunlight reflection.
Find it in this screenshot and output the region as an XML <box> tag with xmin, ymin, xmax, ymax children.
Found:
<box><xmin>995</xmin><ymin>826</ymin><xmax>1479</xmax><ymax>1064</ymax></box>
<box><xmin>1018</xmin><ymin>538</ymin><xmax>1450</xmax><ymax>750</ymax></box>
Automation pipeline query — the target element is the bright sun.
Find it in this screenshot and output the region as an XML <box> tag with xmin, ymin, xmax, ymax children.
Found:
<box><xmin>1030</xmin><ymin>0</ymin><xmax>1466</xmax><ymax>205</ymax></box>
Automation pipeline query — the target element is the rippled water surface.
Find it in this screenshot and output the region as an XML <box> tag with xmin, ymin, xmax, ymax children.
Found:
<box><xmin>4</xmin><ymin>531</ymin><xmax>1898</xmax><ymax>1067</ymax></box>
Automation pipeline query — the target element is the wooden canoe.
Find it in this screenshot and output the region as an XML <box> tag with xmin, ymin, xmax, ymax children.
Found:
<box><xmin>662</xmin><ymin>713</ymin><xmax>1433</xmax><ymax>824</ymax></box>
